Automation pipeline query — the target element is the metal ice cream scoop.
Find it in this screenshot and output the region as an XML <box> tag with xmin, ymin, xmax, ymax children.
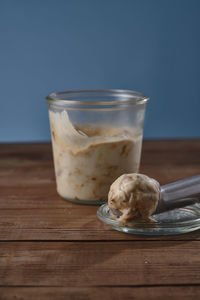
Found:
<box><xmin>155</xmin><ymin>174</ymin><xmax>200</xmax><ymax>214</ymax></box>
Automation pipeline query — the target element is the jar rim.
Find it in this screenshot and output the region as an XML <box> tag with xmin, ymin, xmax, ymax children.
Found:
<box><xmin>45</xmin><ymin>89</ymin><xmax>149</xmax><ymax>107</ymax></box>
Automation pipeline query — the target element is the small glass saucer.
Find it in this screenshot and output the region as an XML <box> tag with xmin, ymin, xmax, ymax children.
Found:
<box><xmin>97</xmin><ymin>201</ymin><xmax>200</xmax><ymax>235</ymax></box>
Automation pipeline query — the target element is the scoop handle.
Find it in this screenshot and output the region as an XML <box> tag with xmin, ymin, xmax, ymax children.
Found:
<box><xmin>155</xmin><ymin>175</ymin><xmax>200</xmax><ymax>213</ymax></box>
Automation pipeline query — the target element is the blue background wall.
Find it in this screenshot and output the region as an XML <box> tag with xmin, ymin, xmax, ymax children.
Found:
<box><xmin>0</xmin><ymin>0</ymin><xmax>200</xmax><ymax>142</ymax></box>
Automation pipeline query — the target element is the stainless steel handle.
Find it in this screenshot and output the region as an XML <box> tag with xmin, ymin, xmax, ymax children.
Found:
<box><xmin>155</xmin><ymin>175</ymin><xmax>200</xmax><ymax>214</ymax></box>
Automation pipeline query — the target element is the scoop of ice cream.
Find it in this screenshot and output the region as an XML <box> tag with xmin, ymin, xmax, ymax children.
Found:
<box><xmin>108</xmin><ymin>173</ymin><xmax>160</xmax><ymax>223</ymax></box>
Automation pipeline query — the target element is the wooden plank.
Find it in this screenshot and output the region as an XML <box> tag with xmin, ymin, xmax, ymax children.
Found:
<box><xmin>140</xmin><ymin>139</ymin><xmax>200</xmax><ymax>185</ymax></box>
<box><xmin>0</xmin><ymin>241</ymin><xmax>200</xmax><ymax>287</ymax></box>
<box><xmin>1</xmin><ymin>140</ymin><xmax>200</xmax><ymax>186</ymax></box>
<box><xmin>0</xmin><ymin>140</ymin><xmax>200</xmax><ymax>199</ymax></box>
<box><xmin>0</xmin><ymin>140</ymin><xmax>200</xmax><ymax>189</ymax></box>
<box><xmin>0</xmin><ymin>286</ymin><xmax>200</xmax><ymax>300</ymax></box>
<box><xmin>0</xmin><ymin>207</ymin><xmax>200</xmax><ymax>241</ymax></box>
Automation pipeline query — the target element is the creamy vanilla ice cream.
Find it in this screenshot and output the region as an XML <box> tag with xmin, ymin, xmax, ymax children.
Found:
<box><xmin>108</xmin><ymin>173</ymin><xmax>160</xmax><ymax>222</ymax></box>
<box><xmin>49</xmin><ymin>110</ymin><xmax>143</xmax><ymax>203</ymax></box>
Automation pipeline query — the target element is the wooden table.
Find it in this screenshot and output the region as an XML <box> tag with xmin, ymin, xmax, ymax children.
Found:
<box><xmin>0</xmin><ymin>140</ymin><xmax>200</xmax><ymax>299</ymax></box>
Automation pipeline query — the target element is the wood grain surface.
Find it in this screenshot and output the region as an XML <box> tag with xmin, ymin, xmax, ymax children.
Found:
<box><xmin>0</xmin><ymin>141</ymin><xmax>200</xmax><ymax>299</ymax></box>
<box><xmin>1</xmin><ymin>286</ymin><xmax>200</xmax><ymax>300</ymax></box>
<box><xmin>0</xmin><ymin>241</ymin><xmax>200</xmax><ymax>286</ymax></box>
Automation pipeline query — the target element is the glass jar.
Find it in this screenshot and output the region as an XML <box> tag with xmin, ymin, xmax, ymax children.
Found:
<box><xmin>45</xmin><ymin>89</ymin><xmax>149</xmax><ymax>205</ymax></box>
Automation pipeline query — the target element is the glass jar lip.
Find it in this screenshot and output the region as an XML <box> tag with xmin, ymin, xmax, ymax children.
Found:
<box><xmin>45</xmin><ymin>89</ymin><xmax>149</xmax><ymax>106</ymax></box>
